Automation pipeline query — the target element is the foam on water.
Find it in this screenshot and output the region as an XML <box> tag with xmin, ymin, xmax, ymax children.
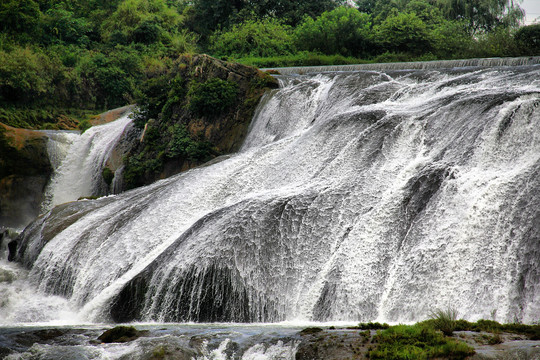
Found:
<box><xmin>41</xmin><ymin>114</ymin><xmax>132</xmax><ymax>212</ymax></box>
<box><xmin>13</xmin><ymin>65</ymin><xmax>540</xmax><ymax>325</ymax></box>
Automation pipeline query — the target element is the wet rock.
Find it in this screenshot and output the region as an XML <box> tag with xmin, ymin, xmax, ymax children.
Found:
<box><xmin>295</xmin><ymin>329</ymin><xmax>371</xmax><ymax>360</ymax></box>
<box><xmin>7</xmin><ymin>240</ymin><xmax>17</xmax><ymax>261</ymax></box>
<box><xmin>299</xmin><ymin>327</ymin><xmax>324</xmax><ymax>335</ymax></box>
<box><xmin>13</xmin><ymin>328</ymin><xmax>69</xmax><ymax>347</ymax></box>
<box><xmin>97</xmin><ymin>326</ymin><xmax>144</xmax><ymax>343</ymax></box>
<box><xmin>144</xmin><ymin>344</ymin><xmax>197</xmax><ymax>360</ymax></box>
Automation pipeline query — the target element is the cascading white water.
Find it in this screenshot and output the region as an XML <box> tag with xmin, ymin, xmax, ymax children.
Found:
<box><xmin>41</xmin><ymin>130</ymin><xmax>79</xmax><ymax>171</ymax></box>
<box><xmin>40</xmin><ymin>114</ymin><xmax>132</xmax><ymax>212</ymax></box>
<box><xmin>14</xmin><ymin>64</ymin><xmax>540</xmax><ymax>326</ymax></box>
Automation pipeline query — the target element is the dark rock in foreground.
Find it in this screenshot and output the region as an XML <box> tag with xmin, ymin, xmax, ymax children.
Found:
<box><xmin>97</xmin><ymin>325</ymin><xmax>145</xmax><ymax>343</ymax></box>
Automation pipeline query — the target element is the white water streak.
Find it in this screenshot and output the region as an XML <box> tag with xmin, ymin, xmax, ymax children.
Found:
<box><xmin>41</xmin><ymin>115</ymin><xmax>132</xmax><ymax>212</ymax></box>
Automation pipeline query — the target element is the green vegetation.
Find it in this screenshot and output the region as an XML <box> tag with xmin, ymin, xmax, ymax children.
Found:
<box><xmin>0</xmin><ymin>0</ymin><xmax>198</xmax><ymax>129</ymax></box>
<box><xmin>102</xmin><ymin>167</ymin><xmax>114</xmax><ymax>186</ymax></box>
<box><xmin>451</xmin><ymin>319</ymin><xmax>540</xmax><ymax>340</ymax></box>
<box><xmin>515</xmin><ymin>24</ymin><xmax>540</xmax><ymax>54</ymax></box>
<box><xmin>360</xmin><ymin>317</ymin><xmax>539</xmax><ymax>359</ymax></box>
<box><xmin>187</xmin><ymin>78</ymin><xmax>237</xmax><ymax>117</ymax></box>
<box><xmin>122</xmin><ymin>54</ymin><xmax>276</xmax><ymax>190</ymax></box>
<box><xmin>210</xmin><ymin>19</ymin><xmax>295</xmax><ymax>58</ymax></box>
<box><xmin>367</xmin><ymin>324</ymin><xmax>475</xmax><ymax>359</ymax></box>
<box><xmin>428</xmin><ymin>308</ymin><xmax>458</xmax><ymax>336</ymax></box>
<box><xmin>0</xmin><ymin>0</ymin><xmax>538</xmax><ymax>132</ymax></box>
<box><xmin>295</xmin><ymin>7</ymin><xmax>373</xmax><ymax>57</ymax></box>
<box><xmin>357</xmin><ymin>322</ymin><xmax>390</xmax><ymax>330</ymax></box>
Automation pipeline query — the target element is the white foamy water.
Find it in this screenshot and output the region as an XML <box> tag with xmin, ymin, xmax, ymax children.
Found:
<box><xmin>40</xmin><ymin>115</ymin><xmax>132</xmax><ymax>212</ymax></box>
<box><xmin>0</xmin><ymin>259</ymin><xmax>79</xmax><ymax>326</ymax></box>
<box><xmin>11</xmin><ymin>64</ymin><xmax>540</xmax><ymax>328</ymax></box>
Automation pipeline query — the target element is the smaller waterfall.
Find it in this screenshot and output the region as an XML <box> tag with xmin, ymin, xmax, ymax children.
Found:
<box><xmin>42</xmin><ymin>130</ymin><xmax>79</xmax><ymax>170</ymax></box>
<box><xmin>41</xmin><ymin>115</ymin><xmax>132</xmax><ymax>213</ymax></box>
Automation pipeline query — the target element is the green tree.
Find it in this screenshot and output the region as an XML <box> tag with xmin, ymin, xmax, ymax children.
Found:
<box><xmin>188</xmin><ymin>0</ymin><xmax>345</xmax><ymax>40</ymax></box>
<box><xmin>244</xmin><ymin>0</ymin><xmax>347</xmax><ymax>26</ymax></box>
<box><xmin>294</xmin><ymin>7</ymin><xmax>373</xmax><ymax>57</ymax></box>
<box><xmin>405</xmin><ymin>0</ymin><xmax>445</xmax><ymax>25</ymax></box>
<box><xmin>0</xmin><ymin>0</ymin><xmax>42</xmax><ymax>36</ymax></box>
<box><xmin>101</xmin><ymin>0</ymin><xmax>183</xmax><ymax>44</ymax></box>
<box><xmin>472</xmin><ymin>27</ymin><xmax>519</xmax><ymax>57</ymax></box>
<box><xmin>0</xmin><ymin>46</ymin><xmax>56</xmax><ymax>103</ymax></box>
<box><xmin>439</xmin><ymin>0</ymin><xmax>524</xmax><ymax>33</ymax></box>
<box><xmin>76</xmin><ymin>48</ymin><xmax>142</xmax><ymax>108</ymax></box>
<box><xmin>42</xmin><ymin>6</ymin><xmax>92</xmax><ymax>45</ymax></box>
<box><xmin>374</xmin><ymin>11</ymin><xmax>432</xmax><ymax>55</ymax></box>
<box><xmin>210</xmin><ymin>18</ymin><xmax>295</xmax><ymax>58</ymax></box>
<box><xmin>430</xmin><ymin>20</ymin><xmax>473</xmax><ymax>59</ymax></box>
<box><xmin>514</xmin><ymin>24</ymin><xmax>540</xmax><ymax>55</ymax></box>
<box><xmin>187</xmin><ymin>0</ymin><xmax>244</xmax><ymax>38</ymax></box>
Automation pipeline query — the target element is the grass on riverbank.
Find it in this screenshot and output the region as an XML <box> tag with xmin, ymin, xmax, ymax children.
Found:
<box><xmin>305</xmin><ymin>319</ymin><xmax>540</xmax><ymax>360</ymax></box>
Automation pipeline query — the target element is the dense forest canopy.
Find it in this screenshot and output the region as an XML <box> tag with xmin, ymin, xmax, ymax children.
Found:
<box><xmin>0</xmin><ymin>0</ymin><xmax>539</xmax><ymax>129</ymax></box>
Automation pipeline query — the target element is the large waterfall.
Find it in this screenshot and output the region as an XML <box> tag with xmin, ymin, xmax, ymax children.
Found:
<box><xmin>12</xmin><ymin>64</ymin><xmax>540</xmax><ymax>326</ymax></box>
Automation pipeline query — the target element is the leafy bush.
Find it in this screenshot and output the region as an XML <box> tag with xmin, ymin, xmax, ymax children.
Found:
<box><xmin>76</xmin><ymin>48</ymin><xmax>142</xmax><ymax>108</ymax></box>
<box><xmin>294</xmin><ymin>7</ymin><xmax>373</xmax><ymax>57</ymax></box>
<box><xmin>187</xmin><ymin>78</ymin><xmax>237</xmax><ymax>117</ymax></box>
<box><xmin>133</xmin><ymin>73</ymin><xmax>173</xmax><ymax>128</ymax></box>
<box><xmin>167</xmin><ymin>124</ymin><xmax>215</xmax><ymax>162</ymax></box>
<box><xmin>123</xmin><ymin>151</ymin><xmax>164</xmax><ymax>189</ymax></box>
<box><xmin>471</xmin><ymin>27</ymin><xmax>519</xmax><ymax>58</ymax></box>
<box><xmin>210</xmin><ymin>18</ymin><xmax>295</xmax><ymax>58</ymax></box>
<box><xmin>357</xmin><ymin>322</ymin><xmax>390</xmax><ymax>330</ymax></box>
<box><xmin>101</xmin><ymin>0</ymin><xmax>182</xmax><ymax>44</ymax></box>
<box><xmin>42</xmin><ymin>6</ymin><xmax>91</xmax><ymax>45</ymax></box>
<box><xmin>0</xmin><ymin>0</ymin><xmax>42</xmax><ymax>36</ymax></box>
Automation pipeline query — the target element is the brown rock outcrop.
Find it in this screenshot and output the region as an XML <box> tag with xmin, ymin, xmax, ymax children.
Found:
<box><xmin>0</xmin><ymin>124</ymin><xmax>52</xmax><ymax>228</ymax></box>
<box><xmin>121</xmin><ymin>54</ymin><xmax>278</xmax><ymax>190</ymax></box>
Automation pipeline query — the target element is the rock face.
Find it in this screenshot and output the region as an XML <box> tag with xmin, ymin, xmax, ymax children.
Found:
<box><xmin>0</xmin><ymin>106</ymin><xmax>133</xmax><ymax>229</ymax></box>
<box><xmin>122</xmin><ymin>54</ymin><xmax>278</xmax><ymax>189</ymax></box>
<box><xmin>0</xmin><ymin>56</ymin><xmax>277</xmax><ymax>226</ymax></box>
<box><xmin>0</xmin><ymin>124</ymin><xmax>52</xmax><ymax>228</ymax></box>
<box><xmin>180</xmin><ymin>54</ymin><xmax>278</xmax><ymax>154</ymax></box>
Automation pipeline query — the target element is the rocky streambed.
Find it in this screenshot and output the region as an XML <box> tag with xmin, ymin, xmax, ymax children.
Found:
<box><xmin>1</xmin><ymin>324</ymin><xmax>539</xmax><ymax>359</ymax></box>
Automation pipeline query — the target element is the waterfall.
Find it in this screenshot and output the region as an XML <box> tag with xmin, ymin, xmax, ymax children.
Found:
<box><xmin>15</xmin><ymin>64</ymin><xmax>540</xmax><ymax>325</ymax></box>
<box><xmin>40</xmin><ymin>114</ymin><xmax>132</xmax><ymax>212</ymax></box>
<box><xmin>264</xmin><ymin>56</ymin><xmax>540</xmax><ymax>75</ymax></box>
